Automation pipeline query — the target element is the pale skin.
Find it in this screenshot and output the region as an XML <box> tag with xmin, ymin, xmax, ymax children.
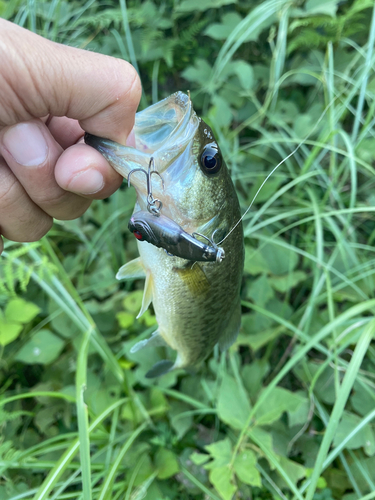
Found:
<box><xmin>0</xmin><ymin>19</ymin><xmax>142</xmax><ymax>255</ymax></box>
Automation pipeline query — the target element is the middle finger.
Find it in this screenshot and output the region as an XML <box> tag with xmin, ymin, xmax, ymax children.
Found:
<box><xmin>0</xmin><ymin>119</ymin><xmax>92</xmax><ymax>220</ymax></box>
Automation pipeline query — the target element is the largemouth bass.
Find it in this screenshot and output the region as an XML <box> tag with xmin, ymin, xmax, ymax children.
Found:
<box><xmin>85</xmin><ymin>92</ymin><xmax>244</xmax><ymax>377</ymax></box>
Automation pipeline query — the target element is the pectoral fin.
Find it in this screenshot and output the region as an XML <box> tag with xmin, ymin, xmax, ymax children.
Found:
<box><xmin>175</xmin><ymin>263</ymin><xmax>210</xmax><ymax>296</ymax></box>
<box><xmin>130</xmin><ymin>330</ymin><xmax>166</xmax><ymax>353</ymax></box>
<box><xmin>136</xmin><ymin>271</ymin><xmax>153</xmax><ymax>318</ymax></box>
<box><xmin>145</xmin><ymin>360</ymin><xmax>174</xmax><ymax>378</ymax></box>
<box><xmin>116</xmin><ymin>257</ymin><xmax>146</xmax><ymax>280</ymax></box>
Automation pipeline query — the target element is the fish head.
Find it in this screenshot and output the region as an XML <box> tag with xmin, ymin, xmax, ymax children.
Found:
<box><xmin>85</xmin><ymin>92</ymin><xmax>238</xmax><ymax>235</ymax></box>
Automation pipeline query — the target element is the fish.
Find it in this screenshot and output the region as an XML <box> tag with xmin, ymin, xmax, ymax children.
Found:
<box><xmin>85</xmin><ymin>91</ymin><xmax>244</xmax><ymax>378</ymax></box>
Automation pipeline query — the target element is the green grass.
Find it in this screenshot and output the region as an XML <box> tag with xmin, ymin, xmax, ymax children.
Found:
<box><xmin>1</xmin><ymin>0</ymin><xmax>375</xmax><ymax>499</ymax></box>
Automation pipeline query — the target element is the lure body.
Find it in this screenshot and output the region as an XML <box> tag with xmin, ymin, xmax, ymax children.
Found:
<box><xmin>128</xmin><ymin>210</ymin><xmax>225</xmax><ymax>262</ymax></box>
<box><xmin>85</xmin><ymin>92</ymin><xmax>244</xmax><ymax>377</ymax></box>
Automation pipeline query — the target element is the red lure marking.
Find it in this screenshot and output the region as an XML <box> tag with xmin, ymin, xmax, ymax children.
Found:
<box><xmin>133</xmin><ymin>230</ymin><xmax>143</xmax><ymax>241</ymax></box>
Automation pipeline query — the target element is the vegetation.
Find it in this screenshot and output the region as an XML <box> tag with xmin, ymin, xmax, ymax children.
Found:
<box><xmin>1</xmin><ymin>0</ymin><xmax>375</xmax><ymax>499</ymax></box>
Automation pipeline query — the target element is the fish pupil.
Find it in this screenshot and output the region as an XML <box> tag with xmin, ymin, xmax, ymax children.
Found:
<box><xmin>133</xmin><ymin>230</ymin><xmax>143</xmax><ymax>241</ymax></box>
<box><xmin>204</xmin><ymin>155</ymin><xmax>217</xmax><ymax>169</ymax></box>
<box><xmin>200</xmin><ymin>143</ymin><xmax>222</xmax><ymax>175</ymax></box>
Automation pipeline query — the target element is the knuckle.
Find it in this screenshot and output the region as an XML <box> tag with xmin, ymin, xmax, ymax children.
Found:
<box><xmin>27</xmin><ymin>216</ymin><xmax>53</xmax><ymax>241</ymax></box>
<box><xmin>55</xmin><ymin>199</ymin><xmax>91</xmax><ymax>221</ymax></box>
<box><xmin>115</xmin><ymin>60</ymin><xmax>142</xmax><ymax>110</ymax></box>
<box><xmin>34</xmin><ymin>186</ymin><xmax>68</xmax><ymax>208</ymax></box>
<box><xmin>0</xmin><ymin>164</ymin><xmax>53</xmax><ymax>242</ymax></box>
<box><xmin>0</xmin><ymin>168</ymin><xmax>20</xmax><ymax>207</ymax></box>
<box><xmin>14</xmin><ymin>215</ymin><xmax>53</xmax><ymax>243</ymax></box>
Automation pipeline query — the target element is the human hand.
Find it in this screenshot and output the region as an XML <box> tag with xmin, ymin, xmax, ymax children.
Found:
<box><xmin>0</xmin><ymin>19</ymin><xmax>141</xmax><ymax>255</ymax></box>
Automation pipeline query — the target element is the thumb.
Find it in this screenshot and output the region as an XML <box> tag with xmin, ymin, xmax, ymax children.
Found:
<box><xmin>0</xmin><ymin>19</ymin><xmax>141</xmax><ymax>144</ymax></box>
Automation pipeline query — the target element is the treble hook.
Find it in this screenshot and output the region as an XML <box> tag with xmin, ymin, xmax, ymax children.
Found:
<box><xmin>128</xmin><ymin>157</ymin><xmax>165</xmax><ymax>216</ymax></box>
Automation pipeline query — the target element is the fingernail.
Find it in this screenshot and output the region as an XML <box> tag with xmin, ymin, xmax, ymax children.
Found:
<box><xmin>68</xmin><ymin>169</ymin><xmax>104</xmax><ymax>195</ymax></box>
<box><xmin>3</xmin><ymin>123</ymin><xmax>48</xmax><ymax>166</ymax></box>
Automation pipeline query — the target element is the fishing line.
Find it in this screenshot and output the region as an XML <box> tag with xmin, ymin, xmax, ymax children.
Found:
<box><xmin>218</xmin><ymin>92</ymin><xmax>340</xmax><ymax>246</ymax></box>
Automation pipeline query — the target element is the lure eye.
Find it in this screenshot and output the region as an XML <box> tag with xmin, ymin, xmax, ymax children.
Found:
<box><xmin>200</xmin><ymin>144</ymin><xmax>222</xmax><ymax>175</ymax></box>
<box><xmin>133</xmin><ymin>230</ymin><xmax>143</xmax><ymax>241</ymax></box>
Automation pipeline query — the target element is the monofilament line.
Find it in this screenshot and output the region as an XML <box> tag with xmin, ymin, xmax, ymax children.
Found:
<box><xmin>218</xmin><ymin>94</ymin><xmax>338</xmax><ymax>246</ymax></box>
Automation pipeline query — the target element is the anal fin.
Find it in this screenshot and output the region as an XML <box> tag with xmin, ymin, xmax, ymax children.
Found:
<box><xmin>136</xmin><ymin>271</ymin><xmax>153</xmax><ymax>319</ymax></box>
<box><xmin>116</xmin><ymin>257</ymin><xmax>145</xmax><ymax>280</ymax></box>
<box><xmin>130</xmin><ymin>330</ymin><xmax>166</xmax><ymax>353</ymax></box>
<box><xmin>145</xmin><ymin>360</ymin><xmax>174</xmax><ymax>378</ymax></box>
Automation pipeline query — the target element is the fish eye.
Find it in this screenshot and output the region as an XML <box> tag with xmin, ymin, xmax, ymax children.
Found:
<box><xmin>200</xmin><ymin>144</ymin><xmax>222</xmax><ymax>175</ymax></box>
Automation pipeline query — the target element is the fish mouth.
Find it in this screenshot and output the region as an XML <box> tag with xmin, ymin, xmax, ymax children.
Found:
<box><xmin>84</xmin><ymin>92</ymin><xmax>199</xmax><ymax>193</ymax></box>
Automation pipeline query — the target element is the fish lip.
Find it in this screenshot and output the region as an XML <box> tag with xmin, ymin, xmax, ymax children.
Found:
<box><xmin>84</xmin><ymin>92</ymin><xmax>200</xmax><ymax>206</ymax></box>
<box><xmin>84</xmin><ymin>92</ymin><xmax>198</xmax><ymax>175</ymax></box>
<box><xmin>84</xmin><ymin>133</ymin><xmax>107</xmax><ymax>153</ymax></box>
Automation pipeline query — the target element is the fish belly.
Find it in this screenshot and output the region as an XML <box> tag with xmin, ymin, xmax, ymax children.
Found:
<box><xmin>137</xmin><ymin>226</ymin><xmax>242</xmax><ymax>368</ymax></box>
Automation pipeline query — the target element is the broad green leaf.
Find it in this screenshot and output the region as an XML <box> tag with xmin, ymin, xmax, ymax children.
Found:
<box><xmin>260</xmin><ymin>239</ymin><xmax>299</xmax><ymax>275</ymax></box>
<box><xmin>242</xmin><ymin>360</ymin><xmax>270</xmax><ymax>400</ymax></box>
<box><xmin>170</xmin><ymin>400</ymin><xmax>193</xmax><ymax>439</ymax></box>
<box><xmin>248</xmin><ymin>428</ymin><xmax>275</xmax><ymax>470</ymax></box>
<box><xmin>333</xmin><ymin>412</ymin><xmax>375</xmax><ymax>456</ymax></box>
<box><xmin>233</xmin><ymin>450</ymin><xmax>261</xmax><ymax>486</ymax></box>
<box><xmin>208</xmin><ymin>95</ymin><xmax>233</xmax><ymax>129</ymax></box>
<box><xmin>357</xmin><ymin>138</ymin><xmax>375</xmax><ymax>163</ymax></box>
<box><xmin>239</xmin><ymin>328</ymin><xmax>282</xmax><ymax>352</ymax></box>
<box><xmin>287</xmin><ymin>392</ymin><xmax>310</xmax><ymax>427</ymax></box>
<box><xmin>155</xmin><ymin>448</ymin><xmax>180</xmax><ymax>479</ymax></box>
<box><xmin>5</xmin><ymin>298</ymin><xmax>40</xmax><ymax>324</ymax></box>
<box><xmin>268</xmin><ymin>271</ymin><xmax>307</xmax><ymax>292</ymax></box>
<box><xmin>217</xmin><ymin>374</ymin><xmax>251</xmax><ymax>430</ymax></box>
<box><xmin>244</xmin><ymin>246</ymin><xmax>269</xmax><ymax>275</ymax></box>
<box><xmin>48</xmin><ymin>300</ymin><xmax>80</xmax><ymax>339</ymax></box>
<box><xmin>123</xmin><ymin>290</ymin><xmax>144</xmax><ymax>313</ymax></box>
<box><xmin>116</xmin><ymin>311</ymin><xmax>134</xmax><ymax>329</ymax></box>
<box><xmin>279</xmin><ymin>456</ymin><xmax>306</xmax><ymax>484</ymax></box>
<box><xmin>190</xmin><ymin>452</ymin><xmax>210</xmax><ymax>465</ymax></box>
<box><xmin>204</xmin><ymin>12</ymin><xmax>243</xmax><ymax>40</ymax></box>
<box><xmin>34</xmin><ymin>406</ymin><xmax>57</xmax><ymax>434</ymax></box>
<box><xmin>15</xmin><ymin>329</ymin><xmax>65</xmax><ymax>365</ymax></box>
<box><xmin>181</xmin><ymin>59</ymin><xmax>212</xmax><ymax>85</ymax></box>
<box><xmin>0</xmin><ymin>320</ymin><xmax>23</xmax><ymax>346</ymax></box>
<box><xmin>232</xmin><ymin>60</ymin><xmax>254</xmax><ymax>90</ymax></box>
<box><xmin>149</xmin><ymin>388</ymin><xmax>169</xmax><ymax>417</ymax></box>
<box><xmin>205</xmin><ymin>438</ymin><xmax>232</xmax><ymax>469</ymax></box>
<box><xmin>305</xmin><ymin>0</ymin><xmax>339</xmax><ymax>16</ymax></box>
<box><xmin>351</xmin><ymin>382</ymin><xmax>375</xmax><ymax>417</ymax></box>
<box><xmin>255</xmin><ymin>387</ymin><xmax>304</xmax><ymax>426</ymax></box>
<box><xmin>271</xmin><ymin>100</ymin><xmax>299</xmax><ymax>125</ymax></box>
<box><xmin>209</xmin><ymin>466</ymin><xmax>236</xmax><ymax>500</ymax></box>
<box><xmin>177</xmin><ymin>0</ymin><xmax>236</xmax><ymax>14</ymax></box>
<box><xmin>248</xmin><ymin>175</ymin><xmax>285</xmax><ymax>204</ymax></box>
<box><xmin>246</xmin><ymin>274</ymin><xmax>274</xmax><ymax>306</ymax></box>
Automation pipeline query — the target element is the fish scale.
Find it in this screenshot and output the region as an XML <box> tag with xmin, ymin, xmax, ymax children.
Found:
<box><xmin>85</xmin><ymin>92</ymin><xmax>244</xmax><ymax>377</ymax></box>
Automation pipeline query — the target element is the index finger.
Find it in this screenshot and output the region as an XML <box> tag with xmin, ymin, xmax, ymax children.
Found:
<box><xmin>0</xmin><ymin>19</ymin><xmax>142</xmax><ymax>144</ymax></box>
